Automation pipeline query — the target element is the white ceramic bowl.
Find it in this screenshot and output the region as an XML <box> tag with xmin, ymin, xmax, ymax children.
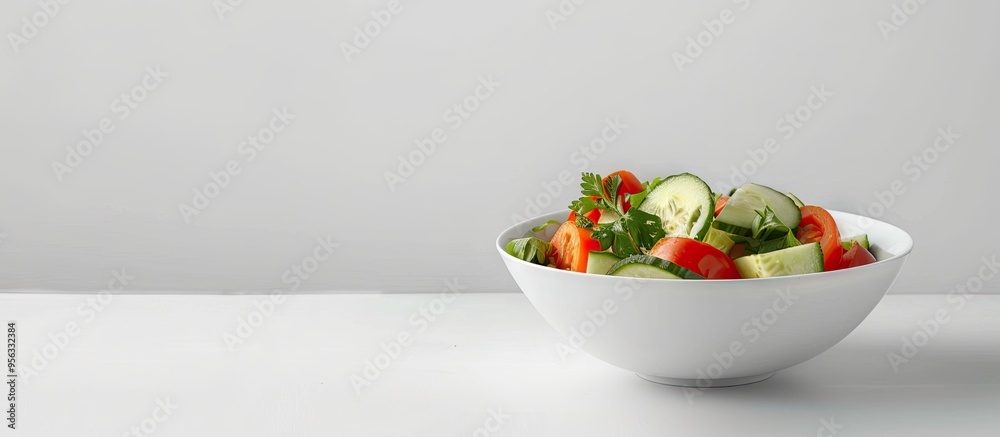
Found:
<box><xmin>497</xmin><ymin>210</ymin><xmax>912</xmax><ymax>387</ymax></box>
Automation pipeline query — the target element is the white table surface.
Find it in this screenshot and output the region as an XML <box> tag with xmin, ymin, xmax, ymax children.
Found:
<box><xmin>1</xmin><ymin>293</ymin><xmax>998</xmax><ymax>436</ymax></box>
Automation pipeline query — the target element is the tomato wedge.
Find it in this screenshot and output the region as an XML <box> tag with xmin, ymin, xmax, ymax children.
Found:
<box><xmin>567</xmin><ymin>208</ymin><xmax>601</xmax><ymax>224</ymax></box>
<box><xmin>549</xmin><ymin>221</ymin><xmax>601</xmax><ymax>272</ymax></box>
<box><xmin>840</xmin><ymin>241</ymin><xmax>876</xmax><ymax>269</ymax></box>
<box><xmin>796</xmin><ymin>206</ymin><xmax>842</xmax><ymax>271</ymax></box>
<box><xmin>603</xmin><ymin>170</ymin><xmax>644</xmax><ymax>213</ymax></box>
<box><xmin>649</xmin><ymin>237</ymin><xmax>741</xmax><ymax>279</ymax></box>
<box><xmin>714</xmin><ymin>196</ymin><xmax>729</xmax><ymax>217</ymax></box>
<box><xmin>568</xmin><ymin>196</ymin><xmax>602</xmax><ymax>224</ymax></box>
<box><xmin>728</xmin><ymin>243</ymin><xmax>746</xmax><ymax>260</ymax></box>
<box><xmin>604</xmin><ymin>170</ymin><xmax>643</xmax><ymax>195</ymax></box>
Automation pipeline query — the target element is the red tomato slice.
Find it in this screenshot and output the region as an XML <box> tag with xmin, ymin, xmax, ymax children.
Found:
<box><xmin>604</xmin><ymin>170</ymin><xmax>644</xmax><ymax>195</ymax></box>
<box><xmin>550</xmin><ymin>221</ymin><xmax>602</xmax><ymax>272</ymax></box>
<box><xmin>796</xmin><ymin>206</ymin><xmax>843</xmax><ymax>271</ymax></box>
<box><xmin>714</xmin><ymin>196</ymin><xmax>729</xmax><ymax>217</ymax></box>
<box><xmin>840</xmin><ymin>241</ymin><xmax>876</xmax><ymax>269</ymax></box>
<box><xmin>568</xmin><ymin>196</ymin><xmax>601</xmax><ymax>223</ymax></box>
<box><xmin>649</xmin><ymin>237</ymin><xmax>741</xmax><ymax>279</ymax></box>
<box><xmin>728</xmin><ymin>243</ymin><xmax>746</xmax><ymax>259</ymax></box>
<box><xmin>567</xmin><ymin>208</ymin><xmax>601</xmax><ymax>224</ymax></box>
<box><xmin>603</xmin><ymin>170</ymin><xmax>644</xmax><ymax>213</ymax></box>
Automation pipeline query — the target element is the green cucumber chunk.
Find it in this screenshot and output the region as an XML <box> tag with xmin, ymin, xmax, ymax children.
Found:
<box><xmin>715</xmin><ymin>183</ymin><xmax>802</xmax><ymax>236</ymax></box>
<box><xmin>842</xmin><ymin>234</ymin><xmax>870</xmax><ymax>250</ymax></box>
<box><xmin>786</xmin><ymin>192</ymin><xmax>805</xmax><ymax>208</ymax></box>
<box><xmin>734</xmin><ymin>242</ymin><xmax>823</xmax><ymax>278</ymax></box>
<box><xmin>597</xmin><ymin>208</ymin><xmax>619</xmax><ymax>225</ymax></box>
<box><xmin>586</xmin><ymin>251</ymin><xmax>622</xmax><ymax>275</ymax></box>
<box><xmin>636</xmin><ymin>173</ymin><xmax>715</xmax><ymax>241</ymax></box>
<box><xmin>608</xmin><ymin>255</ymin><xmax>704</xmax><ymax>280</ymax></box>
<box><xmin>704</xmin><ymin>227</ymin><xmax>735</xmax><ymax>254</ymax></box>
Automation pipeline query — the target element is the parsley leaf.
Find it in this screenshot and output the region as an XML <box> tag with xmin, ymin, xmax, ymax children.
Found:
<box><xmin>574</xmin><ymin>214</ymin><xmax>596</xmax><ymax>229</ymax></box>
<box><xmin>505</xmin><ymin>237</ymin><xmax>551</xmax><ymax>265</ymax></box>
<box><xmin>579</xmin><ymin>173</ymin><xmax>605</xmax><ymax>199</ymax></box>
<box><xmin>622</xmin><ymin>208</ymin><xmax>666</xmax><ymax>252</ymax></box>
<box><xmin>628</xmin><ymin>176</ymin><xmax>664</xmax><ymax>211</ymax></box>
<box><xmin>569</xmin><ymin>196</ymin><xmax>601</xmax><ymax>215</ymax></box>
<box><xmin>591</xmin><ymin>226</ymin><xmax>615</xmax><ymax>252</ymax></box>
<box><xmin>567</xmin><ymin>172</ymin><xmax>666</xmax><ymax>258</ymax></box>
<box><xmin>730</xmin><ymin>206</ymin><xmax>799</xmax><ymax>254</ymax></box>
<box><xmin>531</xmin><ymin>220</ymin><xmax>562</xmax><ymax>233</ymax></box>
<box><xmin>607</xmin><ymin>221</ymin><xmax>642</xmax><ymax>257</ymax></box>
<box><xmin>570</xmin><ymin>173</ymin><xmax>618</xmax><ymax>218</ymax></box>
<box><xmin>602</xmin><ymin>175</ymin><xmax>623</xmax><ymax>210</ymax></box>
<box><xmin>577</xmin><ymin>172</ymin><xmax>623</xmax><ymax>214</ymax></box>
<box><xmin>753</xmin><ymin>206</ymin><xmax>791</xmax><ymax>240</ymax></box>
<box><xmin>592</xmin><ymin>209</ymin><xmax>665</xmax><ymax>257</ymax></box>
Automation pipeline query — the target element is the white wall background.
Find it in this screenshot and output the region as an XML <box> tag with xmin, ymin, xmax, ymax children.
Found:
<box><xmin>0</xmin><ymin>0</ymin><xmax>997</xmax><ymax>293</ymax></box>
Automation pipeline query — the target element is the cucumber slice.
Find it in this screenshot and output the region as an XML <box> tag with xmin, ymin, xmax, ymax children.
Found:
<box><xmin>842</xmin><ymin>234</ymin><xmax>870</xmax><ymax>251</ymax></box>
<box><xmin>703</xmin><ymin>227</ymin><xmax>735</xmax><ymax>254</ymax></box>
<box><xmin>597</xmin><ymin>208</ymin><xmax>619</xmax><ymax>225</ymax></box>
<box><xmin>636</xmin><ymin>173</ymin><xmax>714</xmax><ymax>241</ymax></box>
<box><xmin>734</xmin><ymin>242</ymin><xmax>823</xmax><ymax>278</ymax></box>
<box><xmin>608</xmin><ymin>255</ymin><xmax>704</xmax><ymax>280</ymax></box>
<box><xmin>786</xmin><ymin>192</ymin><xmax>805</xmax><ymax>208</ymax></box>
<box><xmin>714</xmin><ymin>183</ymin><xmax>802</xmax><ymax>236</ymax></box>
<box><xmin>586</xmin><ymin>251</ymin><xmax>622</xmax><ymax>275</ymax></box>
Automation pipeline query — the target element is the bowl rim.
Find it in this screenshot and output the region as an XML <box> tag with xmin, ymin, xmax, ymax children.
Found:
<box><xmin>496</xmin><ymin>209</ymin><xmax>913</xmax><ymax>284</ymax></box>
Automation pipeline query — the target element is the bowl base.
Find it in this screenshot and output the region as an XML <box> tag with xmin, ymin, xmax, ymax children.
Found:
<box><xmin>636</xmin><ymin>372</ymin><xmax>774</xmax><ymax>388</ymax></box>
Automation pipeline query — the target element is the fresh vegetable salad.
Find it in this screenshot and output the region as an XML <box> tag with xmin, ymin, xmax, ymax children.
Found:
<box><xmin>505</xmin><ymin>171</ymin><xmax>877</xmax><ymax>280</ymax></box>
